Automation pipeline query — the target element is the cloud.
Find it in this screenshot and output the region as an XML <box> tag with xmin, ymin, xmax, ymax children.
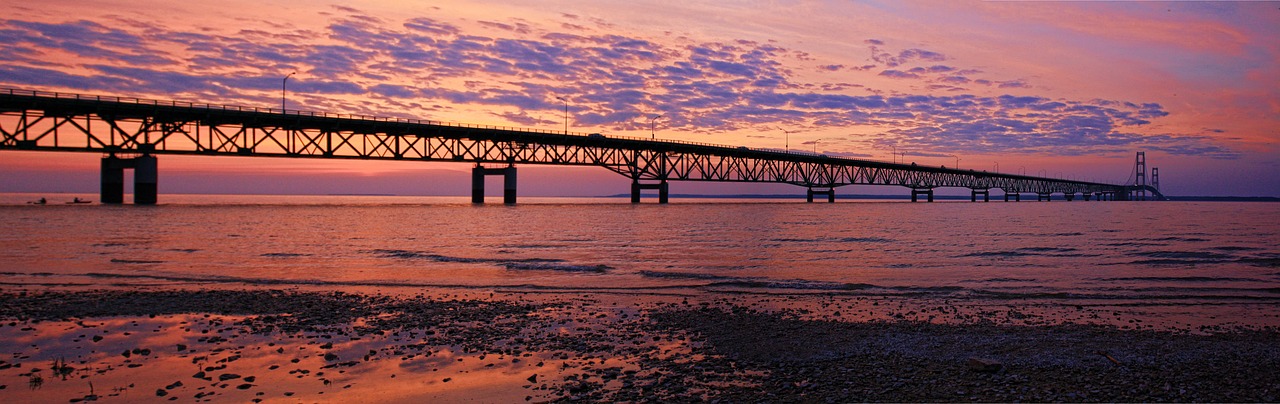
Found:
<box><xmin>0</xmin><ymin>14</ymin><xmax>1237</xmax><ymax>160</ymax></box>
<box><xmin>403</xmin><ymin>17</ymin><xmax>459</xmax><ymax>36</ymax></box>
<box><xmin>998</xmin><ymin>80</ymin><xmax>1030</xmax><ymax>88</ymax></box>
<box><xmin>908</xmin><ymin>65</ymin><xmax>956</xmax><ymax>74</ymax></box>
<box><xmin>879</xmin><ymin>69</ymin><xmax>920</xmax><ymax>79</ymax></box>
<box><xmin>869</xmin><ymin>43</ymin><xmax>948</xmax><ymax>67</ymax></box>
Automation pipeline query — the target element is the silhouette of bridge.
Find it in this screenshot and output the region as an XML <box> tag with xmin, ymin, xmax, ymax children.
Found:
<box><xmin>0</xmin><ymin>89</ymin><xmax>1164</xmax><ymax>204</ymax></box>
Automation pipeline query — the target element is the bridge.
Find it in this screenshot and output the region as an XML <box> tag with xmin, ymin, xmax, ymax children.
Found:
<box><xmin>0</xmin><ymin>89</ymin><xmax>1164</xmax><ymax>204</ymax></box>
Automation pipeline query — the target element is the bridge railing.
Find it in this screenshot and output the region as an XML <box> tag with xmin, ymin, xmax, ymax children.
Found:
<box><xmin>0</xmin><ymin>87</ymin><xmax>590</xmax><ymax>137</ymax></box>
<box><xmin>2</xmin><ymin>88</ymin><xmax>833</xmax><ymax>156</ymax></box>
<box><xmin>1</xmin><ymin>88</ymin><xmax>1111</xmax><ymax>186</ymax></box>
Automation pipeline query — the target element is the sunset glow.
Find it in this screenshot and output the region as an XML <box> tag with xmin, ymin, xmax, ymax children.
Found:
<box><xmin>1</xmin><ymin>0</ymin><xmax>1276</xmax><ymax>196</ymax></box>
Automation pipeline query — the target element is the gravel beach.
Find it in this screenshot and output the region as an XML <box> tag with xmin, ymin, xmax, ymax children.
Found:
<box><xmin>1</xmin><ymin>287</ymin><xmax>1277</xmax><ymax>402</ymax></box>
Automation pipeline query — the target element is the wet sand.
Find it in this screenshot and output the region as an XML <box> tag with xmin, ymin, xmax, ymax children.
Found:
<box><xmin>1</xmin><ymin>287</ymin><xmax>1278</xmax><ymax>402</ymax></box>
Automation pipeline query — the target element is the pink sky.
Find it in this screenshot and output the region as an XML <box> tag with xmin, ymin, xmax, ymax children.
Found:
<box><xmin>1</xmin><ymin>0</ymin><xmax>1276</xmax><ymax>196</ymax></box>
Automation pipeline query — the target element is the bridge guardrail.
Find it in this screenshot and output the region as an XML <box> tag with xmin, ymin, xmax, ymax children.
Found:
<box><xmin>1</xmin><ymin>88</ymin><xmax>836</xmax><ymax>157</ymax></box>
<box><xmin>2</xmin><ymin>88</ymin><xmax>1112</xmax><ymax>186</ymax></box>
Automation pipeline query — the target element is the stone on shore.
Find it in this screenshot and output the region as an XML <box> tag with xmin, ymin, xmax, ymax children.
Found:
<box><xmin>967</xmin><ymin>357</ymin><xmax>1002</xmax><ymax>373</ymax></box>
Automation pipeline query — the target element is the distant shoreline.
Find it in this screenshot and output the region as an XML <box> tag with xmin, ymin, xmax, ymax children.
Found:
<box><xmin>4</xmin><ymin>192</ymin><xmax>1276</xmax><ymax>202</ymax></box>
<box><xmin>607</xmin><ymin>193</ymin><xmax>1280</xmax><ymax>202</ymax></box>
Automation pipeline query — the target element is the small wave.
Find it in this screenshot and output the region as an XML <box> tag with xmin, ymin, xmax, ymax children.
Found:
<box><xmin>368</xmin><ymin>249</ymin><xmax>561</xmax><ymax>264</ymax></box>
<box><xmin>1119</xmin><ymin>286</ymin><xmax>1280</xmax><ymax>294</ymax></box>
<box><xmin>838</xmin><ymin>237</ymin><xmax>894</xmax><ymax>243</ymax></box>
<box><xmin>1240</xmin><ymin>258</ymin><xmax>1280</xmax><ymax>268</ymax></box>
<box><xmin>500</xmin><ymin>243</ymin><xmax>564</xmax><ymax>249</ymax></box>
<box><xmin>638</xmin><ymin>270</ymin><xmax>737</xmax><ymax>280</ymax></box>
<box><xmin>168</xmin><ymin>248</ymin><xmax>200</xmax><ymax>253</ymax></box>
<box><xmin>970</xmin><ymin>288</ymin><xmax>1280</xmax><ymax>300</ymax></box>
<box><xmin>75</xmin><ymin>272</ymin><xmax>696</xmax><ymax>292</ymax></box>
<box><xmin>1102</xmin><ymin>242</ymin><xmax>1168</xmax><ymax>247</ymax></box>
<box><xmin>503</xmin><ymin>263</ymin><xmax>610</xmax><ymax>273</ymax></box>
<box><xmin>110</xmin><ymin>258</ymin><xmax>164</xmax><ymax>264</ymax></box>
<box><xmin>969</xmin><ymin>278</ymin><xmax>1037</xmax><ymax>283</ymax></box>
<box><xmin>1096</xmin><ymin>276</ymin><xmax>1265</xmax><ymax>283</ymax></box>
<box><xmin>261</xmin><ymin>252</ymin><xmax>313</xmax><ymax>258</ymax></box>
<box><xmin>93</xmin><ymin>242</ymin><xmax>129</xmax><ymax>247</ymax></box>
<box><xmin>960</xmin><ymin>247</ymin><xmax>1093</xmax><ymax>258</ymax></box>
<box><xmin>0</xmin><ymin>271</ymin><xmax>55</xmax><ymax>277</ymax></box>
<box><xmin>1212</xmin><ymin>246</ymin><xmax>1263</xmax><ymax>252</ymax></box>
<box><xmin>970</xmin><ymin>290</ymin><xmax>1083</xmax><ymax>300</ymax></box>
<box><xmin>706</xmin><ymin>279</ymin><xmax>964</xmax><ymax>294</ymax></box>
<box><xmin>1125</xmin><ymin>259</ymin><xmax>1214</xmax><ymax>266</ymax></box>
<box><xmin>1132</xmin><ymin>251</ymin><xmax>1235</xmax><ymax>261</ymax></box>
<box><xmin>768</xmin><ymin>236</ymin><xmax>894</xmax><ymax>243</ymax></box>
<box><xmin>961</xmin><ymin>251</ymin><xmax>1033</xmax><ymax>258</ymax></box>
<box><xmin>641</xmin><ymin>271</ymin><xmax>965</xmax><ymax>294</ymax></box>
<box><xmin>707</xmin><ymin>280</ymin><xmax>868</xmax><ymax>291</ymax></box>
<box><xmin>1018</xmin><ymin>247</ymin><xmax>1078</xmax><ymax>253</ymax></box>
<box><xmin>1142</xmin><ymin>236</ymin><xmax>1210</xmax><ymax>242</ymax></box>
<box><xmin>368</xmin><ymin>249</ymin><xmax>612</xmax><ymax>273</ymax></box>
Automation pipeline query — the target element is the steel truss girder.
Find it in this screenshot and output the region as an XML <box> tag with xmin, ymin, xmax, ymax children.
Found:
<box><xmin>0</xmin><ymin>92</ymin><xmax>1128</xmax><ymax>196</ymax></box>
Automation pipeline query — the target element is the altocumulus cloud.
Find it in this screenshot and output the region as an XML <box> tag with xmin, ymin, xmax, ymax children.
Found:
<box><xmin>0</xmin><ymin>10</ymin><xmax>1237</xmax><ymax>159</ymax></box>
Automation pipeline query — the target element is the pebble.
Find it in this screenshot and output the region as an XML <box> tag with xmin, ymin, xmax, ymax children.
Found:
<box><xmin>2</xmin><ymin>289</ymin><xmax>1276</xmax><ymax>403</ymax></box>
<box><xmin>967</xmin><ymin>357</ymin><xmax>1002</xmax><ymax>373</ymax></box>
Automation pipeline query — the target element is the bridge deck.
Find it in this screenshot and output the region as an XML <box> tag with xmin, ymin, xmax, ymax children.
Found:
<box><xmin>0</xmin><ymin>89</ymin><xmax>1158</xmax><ymax>202</ymax></box>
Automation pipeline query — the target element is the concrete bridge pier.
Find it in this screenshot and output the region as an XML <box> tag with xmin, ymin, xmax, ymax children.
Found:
<box><xmin>135</xmin><ymin>155</ymin><xmax>157</xmax><ymax>205</ymax></box>
<box><xmin>806</xmin><ymin>187</ymin><xmax>836</xmax><ymax>203</ymax></box>
<box><xmin>631</xmin><ymin>179</ymin><xmax>669</xmax><ymax>204</ymax></box>
<box><xmin>1063</xmin><ymin>192</ymin><xmax>1076</xmax><ymax>202</ymax></box>
<box><xmin>1083</xmin><ymin>193</ymin><xmax>1093</xmax><ymax>201</ymax></box>
<box><xmin>1003</xmin><ymin>192</ymin><xmax>1021</xmax><ymax>202</ymax></box>
<box><xmin>100</xmin><ymin>154</ymin><xmax>158</xmax><ymax>205</ymax></box>
<box><xmin>910</xmin><ymin>188</ymin><xmax>934</xmax><ymax>202</ymax></box>
<box><xmin>971</xmin><ymin>189</ymin><xmax>990</xmax><ymax>202</ymax></box>
<box><xmin>101</xmin><ymin>157</ymin><xmax>125</xmax><ymax>204</ymax></box>
<box><xmin>471</xmin><ymin>164</ymin><xmax>517</xmax><ymax>204</ymax></box>
<box><xmin>1037</xmin><ymin>192</ymin><xmax>1052</xmax><ymax>202</ymax></box>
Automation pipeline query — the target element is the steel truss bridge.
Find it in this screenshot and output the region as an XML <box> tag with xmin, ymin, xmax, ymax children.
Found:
<box><xmin>0</xmin><ymin>89</ymin><xmax>1163</xmax><ymax>204</ymax></box>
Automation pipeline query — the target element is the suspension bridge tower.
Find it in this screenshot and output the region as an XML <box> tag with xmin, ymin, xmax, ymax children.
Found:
<box><xmin>1135</xmin><ymin>152</ymin><xmax>1147</xmax><ymax>201</ymax></box>
<box><xmin>1151</xmin><ymin>167</ymin><xmax>1160</xmax><ymax>196</ymax></box>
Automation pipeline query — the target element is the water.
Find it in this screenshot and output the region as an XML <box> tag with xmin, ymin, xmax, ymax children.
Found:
<box><xmin>2</xmin><ymin>193</ymin><xmax>1278</xmax><ymax>328</ymax></box>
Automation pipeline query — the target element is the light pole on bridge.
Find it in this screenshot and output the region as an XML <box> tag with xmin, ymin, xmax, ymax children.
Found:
<box><xmin>555</xmin><ymin>96</ymin><xmax>569</xmax><ymax>134</ymax></box>
<box><xmin>813</xmin><ymin>138</ymin><xmax>831</xmax><ymax>154</ymax></box>
<box><xmin>282</xmin><ymin>72</ymin><xmax>296</xmax><ymax>112</ymax></box>
<box><xmin>891</xmin><ymin>145</ymin><xmax>897</xmax><ymax>164</ymax></box>
<box><xmin>952</xmin><ymin>155</ymin><xmax>960</xmax><ymax>170</ymax></box>
<box><xmin>649</xmin><ymin>114</ymin><xmax>663</xmax><ymax>139</ymax></box>
<box><xmin>778</xmin><ymin>127</ymin><xmax>793</xmax><ymax>152</ymax></box>
<box><xmin>993</xmin><ymin>162</ymin><xmax>999</xmax><ymax>173</ymax></box>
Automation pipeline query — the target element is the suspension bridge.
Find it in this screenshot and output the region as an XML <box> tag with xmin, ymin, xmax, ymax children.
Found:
<box><xmin>0</xmin><ymin>89</ymin><xmax>1165</xmax><ymax>204</ymax></box>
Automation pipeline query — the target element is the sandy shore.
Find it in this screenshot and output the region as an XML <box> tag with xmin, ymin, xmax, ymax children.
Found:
<box><xmin>1</xmin><ymin>287</ymin><xmax>1278</xmax><ymax>402</ymax></box>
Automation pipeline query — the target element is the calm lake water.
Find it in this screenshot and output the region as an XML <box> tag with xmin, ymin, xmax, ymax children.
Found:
<box><xmin>2</xmin><ymin>193</ymin><xmax>1278</xmax><ymax>327</ymax></box>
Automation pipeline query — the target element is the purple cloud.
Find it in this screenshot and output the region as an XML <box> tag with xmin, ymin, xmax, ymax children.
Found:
<box><xmin>0</xmin><ymin>15</ymin><xmax>1237</xmax><ymax>160</ymax></box>
<box><xmin>879</xmin><ymin>69</ymin><xmax>920</xmax><ymax>79</ymax></box>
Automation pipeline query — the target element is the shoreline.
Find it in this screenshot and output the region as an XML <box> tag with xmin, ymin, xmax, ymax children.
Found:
<box><xmin>2</xmin><ymin>287</ymin><xmax>1277</xmax><ymax>402</ymax></box>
